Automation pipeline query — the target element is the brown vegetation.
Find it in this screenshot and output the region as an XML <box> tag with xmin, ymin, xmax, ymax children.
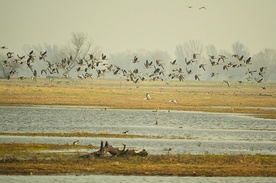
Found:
<box><xmin>0</xmin><ymin>78</ymin><xmax>276</xmax><ymax>118</ymax></box>
<box><xmin>0</xmin><ymin>143</ymin><xmax>275</xmax><ymax>176</ymax></box>
<box><xmin>0</xmin><ymin>79</ymin><xmax>275</xmax><ymax>176</ymax></box>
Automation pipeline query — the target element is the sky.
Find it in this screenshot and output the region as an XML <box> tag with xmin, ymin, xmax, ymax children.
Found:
<box><xmin>1</xmin><ymin>0</ymin><xmax>276</xmax><ymax>57</ymax></box>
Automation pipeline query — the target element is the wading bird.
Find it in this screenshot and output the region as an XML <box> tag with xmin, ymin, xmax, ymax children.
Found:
<box><xmin>122</xmin><ymin>130</ymin><xmax>129</xmax><ymax>134</ymax></box>
<box><xmin>73</xmin><ymin>140</ymin><xmax>79</xmax><ymax>145</ymax></box>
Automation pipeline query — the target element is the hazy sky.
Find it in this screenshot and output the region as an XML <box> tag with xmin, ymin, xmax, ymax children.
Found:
<box><xmin>1</xmin><ymin>0</ymin><xmax>276</xmax><ymax>56</ymax></box>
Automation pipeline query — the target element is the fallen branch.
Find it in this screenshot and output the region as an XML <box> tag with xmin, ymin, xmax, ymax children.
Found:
<box><xmin>80</xmin><ymin>141</ymin><xmax>148</xmax><ymax>158</ymax></box>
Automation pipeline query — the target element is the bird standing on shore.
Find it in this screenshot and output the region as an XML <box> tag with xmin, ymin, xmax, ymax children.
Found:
<box><xmin>144</xmin><ymin>93</ymin><xmax>151</xmax><ymax>100</ymax></box>
<box><xmin>73</xmin><ymin>140</ymin><xmax>79</xmax><ymax>145</ymax></box>
<box><xmin>122</xmin><ymin>130</ymin><xmax>129</xmax><ymax>134</ymax></box>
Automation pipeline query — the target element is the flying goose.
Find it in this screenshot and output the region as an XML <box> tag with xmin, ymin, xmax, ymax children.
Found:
<box><xmin>194</xmin><ymin>74</ymin><xmax>201</xmax><ymax>81</ymax></box>
<box><xmin>255</xmin><ymin>77</ymin><xmax>263</xmax><ymax>83</ymax></box>
<box><xmin>132</xmin><ymin>56</ymin><xmax>139</xmax><ymax>63</ymax></box>
<box><xmin>178</xmin><ymin>74</ymin><xmax>185</xmax><ymax>81</ymax></box>
<box><xmin>17</xmin><ymin>54</ymin><xmax>25</xmax><ymax>60</ymax></box>
<box><xmin>245</xmin><ymin>68</ymin><xmax>257</xmax><ymax>75</ymax></box>
<box><xmin>7</xmin><ymin>52</ymin><xmax>14</xmax><ymax>58</ymax></box>
<box><xmin>209</xmin><ymin>55</ymin><xmax>216</xmax><ymax>60</ymax></box>
<box><xmin>218</xmin><ymin>55</ymin><xmax>227</xmax><ymax>62</ymax></box>
<box><xmin>211</xmin><ymin>72</ymin><xmax>219</xmax><ymax>77</ymax></box>
<box><xmin>102</xmin><ymin>53</ymin><xmax>107</xmax><ymax>60</ymax></box>
<box><xmin>185</xmin><ymin>58</ymin><xmax>193</xmax><ymax>65</ymax></box>
<box><xmin>39</xmin><ymin>51</ymin><xmax>47</xmax><ymax>61</ymax></box>
<box><xmin>222</xmin><ymin>80</ymin><xmax>230</xmax><ymax>87</ymax></box>
<box><xmin>41</xmin><ymin>69</ymin><xmax>47</xmax><ymax>75</ymax></box>
<box><xmin>199</xmin><ymin>64</ymin><xmax>206</xmax><ymax>71</ymax></box>
<box><xmin>156</xmin><ymin>60</ymin><xmax>165</xmax><ymax>69</ymax></box>
<box><xmin>244</xmin><ymin>57</ymin><xmax>252</xmax><ymax>65</ymax></box>
<box><xmin>170</xmin><ymin>59</ymin><xmax>177</xmax><ymax>65</ymax></box>
<box><xmin>186</xmin><ymin>68</ymin><xmax>192</xmax><ymax>74</ymax></box>
<box><xmin>192</xmin><ymin>53</ymin><xmax>199</xmax><ymax>60</ymax></box>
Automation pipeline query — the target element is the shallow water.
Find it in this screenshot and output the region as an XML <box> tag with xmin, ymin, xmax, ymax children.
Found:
<box><xmin>1</xmin><ymin>175</ymin><xmax>276</xmax><ymax>183</ymax></box>
<box><xmin>0</xmin><ymin>106</ymin><xmax>275</xmax><ymax>155</ymax></box>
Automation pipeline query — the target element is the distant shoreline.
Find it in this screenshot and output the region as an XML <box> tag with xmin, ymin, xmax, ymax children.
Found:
<box><xmin>0</xmin><ymin>78</ymin><xmax>275</xmax><ymax>119</ymax></box>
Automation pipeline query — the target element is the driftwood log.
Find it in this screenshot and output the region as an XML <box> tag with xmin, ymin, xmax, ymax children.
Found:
<box><xmin>81</xmin><ymin>141</ymin><xmax>148</xmax><ymax>158</ymax></box>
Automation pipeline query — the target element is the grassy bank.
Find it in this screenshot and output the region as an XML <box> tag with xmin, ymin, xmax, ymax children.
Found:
<box><xmin>0</xmin><ymin>78</ymin><xmax>276</xmax><ymax>118</ymax></box>
<box><xmin>0</xmin><ymin>143</ymin><xmax>275</xmax><ymax>176</ymax></box>
<box><xmin>0</xmin><ymin>79</ymin><xmax>275</xmax><ymax>176</ymax></box>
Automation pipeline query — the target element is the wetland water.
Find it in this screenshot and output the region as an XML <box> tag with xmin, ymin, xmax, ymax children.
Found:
<box><xmin>1</xmin><ymin>175</ymin><xmax>276</xmax><ymax>183</ymax></box>
<box><xmin>0</xmin><ymin>106</ymin><xmax>275</xmax><ymax>155</ymax></box>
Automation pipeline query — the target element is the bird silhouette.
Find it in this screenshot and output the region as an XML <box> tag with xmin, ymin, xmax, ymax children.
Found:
<box><xmin>170</xmin><ymin>60</ymin><xmax>177</xmax><ymax>65</ymax></box>
<box><xmin>132</xmin><ymin>56</ymin><xmax>139</xmax><ymax>63</ymax></box>
<box><xmin>199</xmin><ymin>64</ymin><xmax>206</xmax><ymax>71</ymax></box>
<box><xmin>194</xmin><ymin>74</ymin><xmax>201</xmax><ymax>81</ymax></box>
<box><xmin>255</xmin><ymin>77</ymin><xmax>263</xmax><ymax>83</ymax></box>
<box><xmin>222</xmin><ymin>80</ymin><xmax>230</xmax><ymax>87</ymax></box>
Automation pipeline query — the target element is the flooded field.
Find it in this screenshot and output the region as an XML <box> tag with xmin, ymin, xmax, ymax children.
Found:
<box><xmin>0</xmin><ymin>106</ymin><xmax>275</xmax><ymax>155</ymax></box>
<box><xmin>1</xmin><ymin>175</ymin><xmax>276</xmax><ymax>183</ymax></box>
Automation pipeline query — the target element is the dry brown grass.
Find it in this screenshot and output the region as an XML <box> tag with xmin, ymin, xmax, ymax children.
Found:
<box><xmin>0</xmin><ymin>78</ymin><xmax>276</xmax><ymax>118</ymax></box>
<box><xmin>1</xmin><ymin>79</ymin><xmax>275</xmax><ymax>176</ymax></box>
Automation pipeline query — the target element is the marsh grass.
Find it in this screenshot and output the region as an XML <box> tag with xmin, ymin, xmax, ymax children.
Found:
<box><xmin>0</xmin><ymin>78</ymin><xmax>276</xmax><ymax>118</ymax></box>
<box><xmin>0</xmin><ymin>143</ymin><xmax>275</xmax><ymax>176</ymax></box>
<box><xmin>0</xmin><ymin>79</ymin><xmax>275</xmax><ymax>176</ymax></box>
<box><xmin>0</xmin><ymin>132</ymin><xmax>157</xmax><ymax>139</ymax></box>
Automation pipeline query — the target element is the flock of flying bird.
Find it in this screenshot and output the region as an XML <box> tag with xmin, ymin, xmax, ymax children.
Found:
<box><xmin>0</xmin><ymin>45</ymin><xmax>269</xmax><ymax>88</ymax></box>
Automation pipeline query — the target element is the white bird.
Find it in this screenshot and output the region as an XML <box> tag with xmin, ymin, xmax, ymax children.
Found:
<box><xmin>144</xmin><ymin>93</ymin><xmax>151</xmax><ymax>100</ymax></box>
<box><xmin>169</xmin><ymin>99</ymin><xmax>177</xmax><ymax>104</ymax></box>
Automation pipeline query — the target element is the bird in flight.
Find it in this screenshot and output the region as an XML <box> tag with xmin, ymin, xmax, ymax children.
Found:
<box><xmin>199</xmin><ymin>6</ymin><xmax>207</xmax><ymax>10</ymax></box>
<box><xmin>222</xmin><ymin>80</ymin><xmax>230</xmax><ymax>87</ymax></box>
